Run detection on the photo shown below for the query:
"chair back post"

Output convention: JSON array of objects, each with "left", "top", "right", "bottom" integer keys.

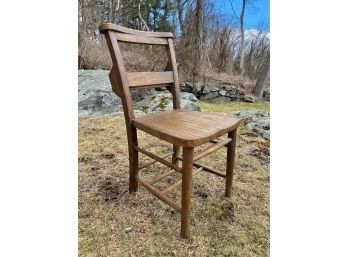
[
  {"left": 166, "top": 38, "right": 181, "bottom": 109},
  {"left": 104, "top": 30, "right": 135, "bottom": 123}
]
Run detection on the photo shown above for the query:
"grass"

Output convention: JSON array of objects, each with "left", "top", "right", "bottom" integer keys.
[
  {"left": 200, "top": 101, "right": 270, "bottom": 114},
  {"left": 79, "top": 103, "right": 269, "bottom": 257}
]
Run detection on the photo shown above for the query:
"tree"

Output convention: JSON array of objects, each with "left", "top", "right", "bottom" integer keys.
[
  {"left": 192, "top": 0, "right": 203, "bottom": 83},
  {"left": 239, "top": 0, "right": 246, "bottom": 76},
  {"left": 253, "top": 53, "right": 270, "bottom": 99}
]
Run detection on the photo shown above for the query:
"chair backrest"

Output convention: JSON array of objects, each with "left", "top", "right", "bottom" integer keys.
[{"left": 99, "top": 23, "right": 181, "bottom": 124}]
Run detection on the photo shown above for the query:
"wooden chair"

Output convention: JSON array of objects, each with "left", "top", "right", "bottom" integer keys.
[{"left": 99, "top": 23, "right": 242, "bottom": 239}]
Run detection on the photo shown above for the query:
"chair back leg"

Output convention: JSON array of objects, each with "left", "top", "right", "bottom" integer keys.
[
  {"left": 127, "top": 125, "right": 139, "bottom": 193},
  {"left": 181, "top": 147, "right": 194, "bottom": 238},
  {"left": 225, "top": 129, "right": 237, "bottom": 198},
  {"left": 172, "top": 145, "right": 180, "bottom": 164}
]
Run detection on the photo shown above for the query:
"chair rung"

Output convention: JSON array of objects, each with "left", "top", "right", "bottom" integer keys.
[
  {"left": 161, "top": 167, "right": 203, "bottom": 194},
  {"left": 138, "top": 178, "right": 181, "bottom": 213},
  {"left": 136, "top": 146, "right": 181, "bottom": 173},
  {"left": 138, "top": 151, "right": 174, "bottom": 170},
  {"left": 193, "top": 138, "right": 232, "bottom": 162},
  {"left": 210, "top": 139, "right": 228, "bottom": 147},
  {"left": 150, "top": 169, "right": 177, "bottom": 185},
  {"left": 192, "top": 162, "right": 226, "bottom": 178},
  {"left": 177, "top": 157, "right": 227, "bottom": 178}
]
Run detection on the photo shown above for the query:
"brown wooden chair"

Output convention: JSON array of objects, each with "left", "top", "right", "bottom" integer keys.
[{"left": 99, "top": 23, "right": 242, "bottom": 239}]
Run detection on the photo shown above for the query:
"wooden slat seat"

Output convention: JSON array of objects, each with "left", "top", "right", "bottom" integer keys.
[{"left": 133, "top": 110, "right": 242, "bottom": 147}]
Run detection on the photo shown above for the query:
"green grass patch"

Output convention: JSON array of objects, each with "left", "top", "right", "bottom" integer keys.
[{"left": 201, "top": 100, "right": 270, "bottom": 114}]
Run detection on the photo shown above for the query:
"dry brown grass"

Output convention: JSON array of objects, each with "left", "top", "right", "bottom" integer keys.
[{"left": 79, "top": 106, "right": 269, "bottom": 256}]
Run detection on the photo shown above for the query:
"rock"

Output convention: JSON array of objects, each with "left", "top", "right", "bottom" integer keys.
[
  {"left": 263, "top": 91, "right": 270, "bottom": 102},
  {"left": 201, "top": 84, "right": 218, "bottom": 94},
  {"left": 229, "top": 110, "right": 270, "bottom": 140},
  {"left": 79, "top": 70, "right": 159, "bottom": 117},
  {"left": 219, "top": 89, "right": 227, "bottom": 96},
  {"left": 180, "top": 82, "right": 193, "bottom": 93},
  {"left": 245, "top": 122, "right": 270, "bottom": 140},
  {"left": 201, "top": 91, "right": 219, "bottom": 100},
  {"left": 243, "top": 95, "right": 258, "bottom": 103},
  {"left": 125, "top": 227, "right": 133, "bottom": 233},
  {"left": 192, "top": 82, "right": 203, "bottom": 96},
  {"left": 78, "top": 70, "right": 123, "bottom": 117},
  {"left": 135, "top": 92, "right": 200, "bottom": 113}
]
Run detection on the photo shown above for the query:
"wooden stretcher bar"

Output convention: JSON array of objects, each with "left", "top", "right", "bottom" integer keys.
[
  {"left": 136, "top": 146, "right": 181, "bottom": 173},
  {"left": 193, "top": 138, "right": 232, "bottom": 162},
  {"left": 138, "top": 151, "right": 174, "bottom": 170},
  {"left": 161, "top": 167, "right": 203, "bottom": 194},
  {"left": 138, "top": 178, "right": 181, "bottom": 213}
]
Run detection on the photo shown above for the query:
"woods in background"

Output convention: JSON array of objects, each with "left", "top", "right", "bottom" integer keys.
[{"left": 78, "top": 0, "right": 270, "bottom": 99}]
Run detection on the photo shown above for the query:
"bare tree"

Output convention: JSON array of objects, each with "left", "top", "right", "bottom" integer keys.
[
  {"left": 239, "top": 0, "right": 246, "bottom": 76},
  {"left": 177, "top": 0, "right": 185, "bottom": 34},
  {"left": 253, "top": 53, "right": 270, "bottom": 99},
  {"left": 192, "top": 0, "right": 203, "bottom": 83}
]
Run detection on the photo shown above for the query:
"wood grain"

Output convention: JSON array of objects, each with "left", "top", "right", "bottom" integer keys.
[
  {"left": 116, "top": 32, "right": 168, "bottom": 45},
  {"left": 133, "top": 110, "right": 242, "bottom": 147},
  {"left": 100, "top": 23, "right": 174, "bottom": 38},
  {"left": 181, "top": 147, "right": 194, "bottom": 239},
  {"left": 138, "top": 151, "right": 174, "bottom": 170},
  {"left": 127, "top": 71, "right": 174, "bottom": 88}
]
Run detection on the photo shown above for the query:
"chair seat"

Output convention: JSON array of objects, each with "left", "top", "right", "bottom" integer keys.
[{"left": 133, "top": 110, "right": 242, "bottom": 147}]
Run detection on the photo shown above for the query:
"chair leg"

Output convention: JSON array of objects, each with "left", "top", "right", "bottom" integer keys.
[
  {"left": 225, "top": 129, "right": 237, "bottom": 198},
  {"left": 181, "top": 147, "right": 194, "bottom": 239},
  {"left": 172, "top": 145, "right": 180, "bottom": 164},
  {"left": 128, "top": 125, "right": 139, "bottom": 193}
]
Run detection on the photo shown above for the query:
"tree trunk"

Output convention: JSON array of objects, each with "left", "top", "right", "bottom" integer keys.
[
  {"left": 239, "top": 0, "right": 246, "bottom": 76},
  {"left": 192, "top": 0, "right": 203, "bottom": 84},
  {"left": 253, "top": 54, "right": 270, "bottom": 99},
  {"left": 177, "top": 0, "right": 184, "bottom": 35}
]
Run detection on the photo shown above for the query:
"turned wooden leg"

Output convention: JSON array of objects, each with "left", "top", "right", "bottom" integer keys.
[
  {"left": 225, "top": 129, "right": 237, "bottom": 198},
  {"left": 128, "top": 125, "right": 138, "bottom": 193},
  {"left": 181, "top": 147, "right": 194, "bottom": 239},
  {"left": 172, "top": 145, "right": 180, "bottom": 164}
]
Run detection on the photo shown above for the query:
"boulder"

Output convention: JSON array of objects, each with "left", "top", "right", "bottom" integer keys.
[
  {"left": 263, "top": 91, "right": 270, "bottom": 102},
  {"left": 202, "top": 85, "right": 219, "bottom": 94},
  {"left": 192, "top": 82, "right": 203, "bottom": 96},
  {"left": 201, "top": 91, "right": 219, "bottom": 100},
  {"left": 243, "top": 95, "right": 259, "bottom": 103},
  {"left": 180, "top": 82, "right": 193, "bottom": 93},
  {"left": 135, "top": 91, "right": 200, "bottom": 113},
  {"left": 229, "top": 110, "right": 270, "bottom": 140},
  {"left": 78, "top": 70, "right": 123, "bottom": 117}
]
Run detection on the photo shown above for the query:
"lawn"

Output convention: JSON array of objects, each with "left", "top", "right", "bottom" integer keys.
[
  {"left": 200, "top": 101, "right": 270, "bottom": 114},
  {"left": 79, "top": 102, "right": 270, "bottom": 257}
]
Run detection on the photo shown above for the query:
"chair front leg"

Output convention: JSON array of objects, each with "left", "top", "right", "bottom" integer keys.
[
  {"left": 181, "top": 147, "right": 194, "bottom": 239},
  {"left": 225, "top": 129, "right": 237, "bottom": 198}
]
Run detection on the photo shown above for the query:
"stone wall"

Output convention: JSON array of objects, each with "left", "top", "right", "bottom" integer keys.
[{"left": 180, "top": 82, "right": 270, "bottom": 103}]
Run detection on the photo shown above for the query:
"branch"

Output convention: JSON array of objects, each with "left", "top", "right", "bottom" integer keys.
[{"left": 138, "top": 3, "right": 149, "bottom": 31}]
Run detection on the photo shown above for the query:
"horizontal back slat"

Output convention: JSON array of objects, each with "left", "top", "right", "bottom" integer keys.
[
  {"left": 116, "top": 33, "right": 168, "bottom": 45},
  {"left": 100, "top": 23, "right": 174, "bottom": 38},
  {"left": 127, "top": 71, "right": 174, "bottom": 89}
]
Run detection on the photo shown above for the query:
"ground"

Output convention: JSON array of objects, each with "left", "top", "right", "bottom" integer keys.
[{"left": 79, "top": 101, "right": 270, "bottom": 257}]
